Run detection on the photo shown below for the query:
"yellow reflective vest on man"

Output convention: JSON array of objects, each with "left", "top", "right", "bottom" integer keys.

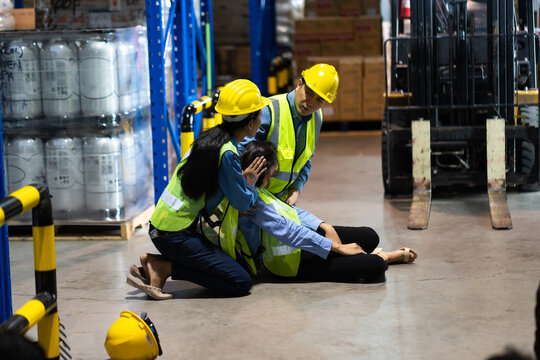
[{"left": 265, "top": 94, "right": 322, "bottom": 199}]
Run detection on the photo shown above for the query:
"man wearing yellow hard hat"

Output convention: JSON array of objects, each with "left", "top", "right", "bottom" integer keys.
[{"left": 239, "top": 63, "right": 339, "bottom": 231}]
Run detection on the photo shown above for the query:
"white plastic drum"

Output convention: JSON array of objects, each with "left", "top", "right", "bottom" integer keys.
[
  {"left": 5, "top": 136, "right": 46, "bottom": 193},
  {"left": 45, "top": 137, "right": 85, "bottom": 211},
  {"left": 79, "top": 38, "right": 118, "bottom": 117},
  {"left": 116, "top": 39, "right": 139, "bottom": 113},
  {"left": 40, "top": 39, "right": 81, "bottom": 118},
  {"left": 119, "top": 131, "right": 136, "bottom": 205},
  {"left": 137, "top": 30, "right": 151, "bottom": 108},
  {"left": 0, "top": 40, "right": 42, "bottom": 119},
  {"left": 83, "top": 136, "right": 124, "bottom": 211}
]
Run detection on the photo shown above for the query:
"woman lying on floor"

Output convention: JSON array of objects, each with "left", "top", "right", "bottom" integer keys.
[
  {"left": 234, "top": 140, "right": 417, "bottom": 283},
  {"left": 129, "top": 140, "right": 417, "bottom": 299}
]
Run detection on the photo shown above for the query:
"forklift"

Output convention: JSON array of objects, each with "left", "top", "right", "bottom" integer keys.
[{"left": 382, "top": 0, "right": 540, "bottom": 229}]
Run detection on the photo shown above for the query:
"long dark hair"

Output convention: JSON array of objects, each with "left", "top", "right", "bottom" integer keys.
[
  {"left": 178, "top": 111, "right": 259, "bottom": 200},
  {"left": 239, "top": 140, "right": 278, "bottom": 188}
]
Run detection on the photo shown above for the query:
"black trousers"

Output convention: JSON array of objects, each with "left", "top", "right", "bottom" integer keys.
[{"left": 295, "top": 226, "right": 388, "bottom": 283}]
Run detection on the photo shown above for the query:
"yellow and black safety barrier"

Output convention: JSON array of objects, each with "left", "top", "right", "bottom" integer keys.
[
  {"left": 268, "top": 52, "right": 293, "bottom": 96},
  {"left": 0, "top": 185, "right": 63, "bottom": 360},
  {"left": 181, "top": 89, "right": 222, "bottom": 157}
]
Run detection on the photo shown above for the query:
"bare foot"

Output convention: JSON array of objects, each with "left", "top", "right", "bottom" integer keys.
[{"left": 140, "top": 253, "right": 172, "bottom": 289}]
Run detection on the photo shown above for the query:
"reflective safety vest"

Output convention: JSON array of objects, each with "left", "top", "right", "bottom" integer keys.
[
  {"left": 257, "top": 188, "right": 301, "bottom": 277},
  {"left": 209, "top": 189, "right": 301, "bottom": 277},
  {"left": 266, "top": 94, "right": 322, "bottom": 199},
  {"left": 150, "top": 141, "right": 239, "bottom": 261}
]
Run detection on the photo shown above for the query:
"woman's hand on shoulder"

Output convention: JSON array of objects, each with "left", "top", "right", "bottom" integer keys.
[{"left": 242, "top": 156, "right": 267, "bottom": 186}]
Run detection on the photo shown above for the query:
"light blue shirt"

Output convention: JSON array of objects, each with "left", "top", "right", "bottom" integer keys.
[
  {"left": 294, "top": 206, "right": 323, "bottom": 231},
  {"left": 205, "top": 138, "right": 257, "bottom": 213},
  {"left": 238, "top": 90, "right": 319, "bottom": 192},
  {"left": 238, "top": 198, "right": 332, "bottom": 259}
]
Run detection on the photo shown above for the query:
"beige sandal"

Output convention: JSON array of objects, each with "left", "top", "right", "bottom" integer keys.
[
  {"left": 126, "top": 277, "right": 174, "bottom": 300},
  {"left": 129, "top": 264, "right": 149, "bottom": 285},
  {"left": 399, "top": 247, "right": 417, "bottom": 263}
]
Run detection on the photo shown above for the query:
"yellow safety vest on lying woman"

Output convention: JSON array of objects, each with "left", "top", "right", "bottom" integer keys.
[{"left": 235, "top": 188, "right": 333, "bottom": 277}]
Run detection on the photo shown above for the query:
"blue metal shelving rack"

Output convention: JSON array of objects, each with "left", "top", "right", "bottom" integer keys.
[
  {"left": 249, "top": 0, "right": 277, "bottom": 96},
  {"left": 145, "top": 0, "right": 215, "bottom": 200}
]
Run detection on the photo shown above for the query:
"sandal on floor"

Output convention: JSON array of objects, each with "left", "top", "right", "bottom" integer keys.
[
  {"left": 129, "top": 264, "right": 149, "bottom": 285},
  {"left": 399, "top": 247, "right": 417, "bottom": 263},
  {"left": 126, "top": 277, "right": 174, "bottom": 300}
]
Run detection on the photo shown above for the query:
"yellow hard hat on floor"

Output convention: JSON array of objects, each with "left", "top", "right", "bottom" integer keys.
[
  {"left": 301, "top": 63, "right": 339, "bottom": 103},
  {"left": 215, "top": 79, "right": 272, "bottom": 115},
  {"left": 104, "top": 311, "right": 162, "bottom": 360}
]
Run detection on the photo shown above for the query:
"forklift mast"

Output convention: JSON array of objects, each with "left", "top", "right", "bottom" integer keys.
[{"left": 383, "top": 0, "right": 540, "bottom": 196}]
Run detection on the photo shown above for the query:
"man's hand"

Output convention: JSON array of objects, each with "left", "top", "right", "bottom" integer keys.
[
  {"left": 331, "top": 243, "right": 366, "bottom": 256},
  {"left": 242, "top": 156, "right": 266, "bottom": 186},
  {"left": 285, "top": 188, "right": 300, "bottom": 206}
]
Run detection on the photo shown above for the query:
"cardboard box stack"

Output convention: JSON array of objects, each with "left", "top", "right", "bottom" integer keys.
[
  {"left": 297, "top": 0, "right": 384, "bottom": 122},
  {"left": 213, "top": 0, "right": 251, "bottom": 79},
  {"left": 362, "top": 56, "right": 386, "bottom": 120},
  {"left": 295, "top": 16, "right": 382, "bottom": 72},
  {"left": 33, "top": 0, "right": 146, "bottom": 29},
  {"left": 304, "top": 0, "right": 380, "bottom": 17}
]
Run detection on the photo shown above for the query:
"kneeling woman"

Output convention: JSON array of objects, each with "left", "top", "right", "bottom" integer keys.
[
  {"left": 127, "top": 79, "right": 271, "bottom": 299},
  {"left": 237, "top": 141, "right": 418, "bottom": 283}
]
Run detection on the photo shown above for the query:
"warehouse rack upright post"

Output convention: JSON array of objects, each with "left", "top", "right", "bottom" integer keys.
[
  {"left": 145, "top": 0, "right": 215, "bottom": 199},
  {"left": 249, "top": 0, "right": 277, "bottom": 95}
]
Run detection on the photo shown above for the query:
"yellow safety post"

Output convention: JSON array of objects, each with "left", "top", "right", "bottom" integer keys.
[
  {"left": 181, "top": 104, "right": 195, "bottom": 158},
  {"left": 268, "top": 59, "right": 278, "bottom": 96},
  {"left": 0, "top": 186, "right": 61, "bottom": 360}
]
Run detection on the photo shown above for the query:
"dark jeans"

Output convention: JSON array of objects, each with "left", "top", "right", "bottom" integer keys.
[
  {"left": 149, "top": 223, "right": 251, "bottom": 296},
  {"left": 296, "top": 226, "right": 387, "bottom": 282}
]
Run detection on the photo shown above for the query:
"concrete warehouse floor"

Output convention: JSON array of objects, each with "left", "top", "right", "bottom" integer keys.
[{"left": 8, "top": 131, "right": 540, "bottom": 360}]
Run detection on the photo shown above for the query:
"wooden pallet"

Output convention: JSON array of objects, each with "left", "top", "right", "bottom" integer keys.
[{"left": 8, "top": 206, "right": 155, "bottom": 241}]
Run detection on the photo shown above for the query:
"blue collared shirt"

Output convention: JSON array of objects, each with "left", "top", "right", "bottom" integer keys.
[
  {"left": 238, "top": 198, "right": 332, "bottom": 259},
  {"left": 205, "top": 138, "right": 258, "bottom": 213},
  {"left": 238, "top": 90, "right": 319, "bottom": 192}
]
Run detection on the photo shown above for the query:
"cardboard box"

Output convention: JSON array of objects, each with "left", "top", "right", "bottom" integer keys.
[
  {"left": 304, "top": 0, "right": 380, "bottom": 17},
  {"left": 321, "top": 38, "right": 381, "bottom": 57},
  {"left": 339, "top": 0, "right": 362, "bottom": 17},
  {"left": 363, "top": 56, "right": 386, "bottom": 81},
  {"left": 354, "top": 16, "right": 382, "bottom": 39},
  {"left": 34, "top": 0, "right": 145, "bottom": 29},
  {"left": 12, "top": 8, "right": 35, "bottom": 29},
  {"left": 339, "top": 56, "right": 363, "bottom": 120},
  {"left": 363, "top": 77, "right": 385, "bottom": 120}
]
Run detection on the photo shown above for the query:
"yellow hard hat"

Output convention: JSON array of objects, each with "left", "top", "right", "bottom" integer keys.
[
  {"left": 104, "top": 311, "right": 162, "bottom": 360},
  {"left": 215, "top": 79, "right": 272, "bottom": 115},
  {"left": 301, "top": 63, "right": 339, "bottom": 103}
]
